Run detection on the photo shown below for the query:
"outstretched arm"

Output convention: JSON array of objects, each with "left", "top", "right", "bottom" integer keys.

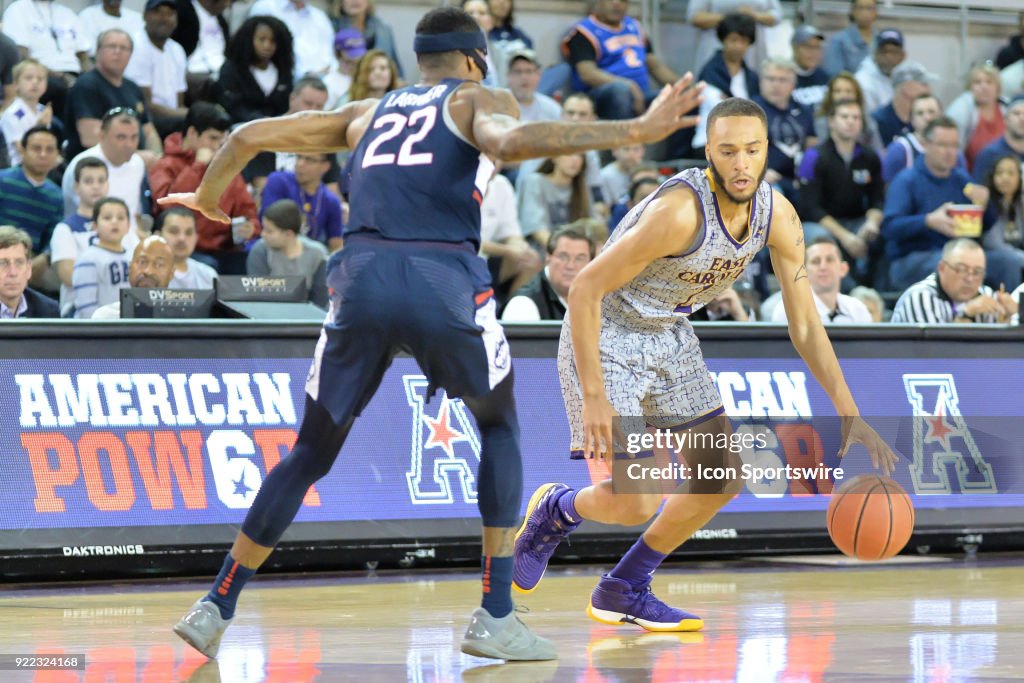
[
  {"left": 769, "top": 193, "right": 897, "bottom": 473},
  {"left": 158, "top": 101, "right": 377, "bottom": 222},
  {"left": 568, "top": 186, "right": 701, "bottom": 458},
  {"left": 471, "top": 74, "right": 704, "bottom": 163}
]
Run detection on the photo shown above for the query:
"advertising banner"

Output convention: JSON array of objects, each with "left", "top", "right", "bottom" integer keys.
[{"left": 4, "top": 356, "right": 1022, "bottom": 535}]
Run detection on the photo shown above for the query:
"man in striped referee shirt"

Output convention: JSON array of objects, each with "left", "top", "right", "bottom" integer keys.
[{"left": 891, "top": 238, "right": 1018, "bottom": 323}]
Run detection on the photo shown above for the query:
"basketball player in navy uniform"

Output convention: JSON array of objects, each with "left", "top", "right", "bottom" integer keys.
[
  {"left": 513, "top": 98, "right": 898, "bottom": 631},
  {"left": 161, "top": 6, "right": 704, "bottom": 662}
]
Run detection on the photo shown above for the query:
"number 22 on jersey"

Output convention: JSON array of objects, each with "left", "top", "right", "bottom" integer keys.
[{"left": 361, "top": 106, "right": 438, "bottom": 168}]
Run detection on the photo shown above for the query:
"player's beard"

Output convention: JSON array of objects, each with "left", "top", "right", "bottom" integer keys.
[{"left": 707, "top": 157, "right": 767, "bottom": 204}]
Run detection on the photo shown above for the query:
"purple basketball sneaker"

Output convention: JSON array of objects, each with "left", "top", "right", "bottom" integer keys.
[
  {"left": 587, "top": 574, "right": 704, "bottom": 632},
  {"left": 513, "top": 483, "right": 580, "bottom": 594}
]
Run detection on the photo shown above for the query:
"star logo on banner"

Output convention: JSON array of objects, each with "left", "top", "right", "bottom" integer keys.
[
  {"left": 924, "top": 404, "right": 955, "bottom": 450},
  {"left": 423, "top": 398, "right": 467, "bottom": 458},
  {"left": 233, "top": 472, "right": 253, "bottom": 497}
]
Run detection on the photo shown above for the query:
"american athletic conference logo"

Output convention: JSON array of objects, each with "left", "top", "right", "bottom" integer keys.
[
  {"left": 902, "top": 374, "right": 996, "bottom": 493},
  {"left": 403, "top": 375, "right": 480, "bottom": 504}
]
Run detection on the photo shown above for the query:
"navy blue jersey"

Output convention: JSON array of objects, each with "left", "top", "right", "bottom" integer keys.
[{"left": 346, "top": 79, "right": 494, "bottom": 248}]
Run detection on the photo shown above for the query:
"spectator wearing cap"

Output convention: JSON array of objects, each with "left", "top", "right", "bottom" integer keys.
[
  {"left": 946, "top": 62, "right": 1007, "bottom": 172},
  {"left": 798, "top": 99, "right": 883, "bottom": 284},
  {"left": 324, "top": 29, "right": 366, "bottom": 109},
  {"left": 64, "top": 29, "right": 163, "bottom": 161},
  {"left": 248, "top": 0, "right": 336, "bottom": 78},
  {"left": 882, "top": 116, "right": 1021, "bottom": 291},
  {"left": 792, "top": 25, "right": 830, "bottom": 111},
  {"left": 1, "top": 0, "right": 90, "bottom": 121},
  {"left": 126, "top": 0, "right": 189, "bottom": 139},
  {"left": 216, "top": 16, "right": 294, "bottom": 126},
  {"left": 170, "top": 0, "right": 230, "bottom": 98},
  {"left": 995, "top": 12, "right": 1024, "bottom": 70},
  {"left": 822, "top": 0, "right": 878, "bottom": 78},
  {"left": 855, "top": 28, "right": 906, "bottom": 117},
  {"left": 0, "top": 225, "right": 59, "bottom": 318},
  {"left": 973, "top": 95, "right": 1024, "bottom": 183},
  {"left": 752, "top": 58, "right": 817, "bottom": 202},
  {"left": 506, "top": 49, "right": 561, "bottom": 123},
  {"left": 330, "top": 0, "right": 402, "bottom": 78},
  {"left": 561, "top": 0, "right": 679, "bottom": 120},
  {"left": 872, "top": 61, "right": 933, "bottom": 147},
  {"left": 883, "top": 93, "right": 968, "bottom": 184},
  {"left": 688, "top": 0, "right": 782, "bottom": 78},
  {"left": 79, "top": 0, "right": 144, "bottom": 59}
]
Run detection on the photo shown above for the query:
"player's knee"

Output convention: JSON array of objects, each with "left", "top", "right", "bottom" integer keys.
[{"left": 615, "top": 493, "right": 662, "bottom": 526}]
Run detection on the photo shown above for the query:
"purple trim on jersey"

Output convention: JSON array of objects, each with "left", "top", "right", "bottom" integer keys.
[
  {"left": 667, "top": 177, "right": 707, "bottom": 259},
  {"left": 663, "top": 405, "right": 725, "bottom": 432},
  {"left": 763, "top": 185, "right": 775, "bottom": 246},
  {"left": 709, "top": 187, "right": 756, "bottom": 249}
]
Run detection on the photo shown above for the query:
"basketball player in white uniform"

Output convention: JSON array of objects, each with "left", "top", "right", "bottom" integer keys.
[{"left": 513, "top": 98, "right": 898, "bottom": 632}]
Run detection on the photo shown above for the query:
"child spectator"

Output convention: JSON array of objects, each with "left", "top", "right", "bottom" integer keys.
[
  {"left": 247, "top": 199, "right": 328, "bottom": 308},
  {"left": 598, "top": 143, "right": 645, "bottom": 211},
  {"left": 0, "top": 59, "right": 51, "bottom": 166},
  {"left": 71, "top": 197, "right": 132, "bottom": 318},
  {"left": 982, "top": 154, "right": 1024, "bottom": 279},
  {"left": 260, "top": 153, "right": 343, "bottom": 252},
  {"left": 153, "top": 206, "right": 218, "bottom": 290},
  {"left": 49, "top": 157, "right": 112, "bottom": 314}
]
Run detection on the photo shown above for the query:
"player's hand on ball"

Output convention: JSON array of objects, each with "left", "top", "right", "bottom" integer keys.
[
  {"left": 839, "top": 416, "right": 898, "bottom": 476},
  {"left": 582, "top": 395, "right": 622, "bottom": 461},
  {"left": 158, "top": 193, "right": 230, "bottom": 224}
]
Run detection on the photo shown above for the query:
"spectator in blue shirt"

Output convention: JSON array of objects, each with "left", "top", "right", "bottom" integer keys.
[
  {"left": 260, "top": 152, "right": 344, "bottom": 252},
  {"left": 882, "top": 116, "right": 1020, "bottom": 290},
  {"left": 792, "top": 25, "right": 830, "bottom": 111},
  {"left": 822, "top": 0, "right": 878, "bottom": 77},
  {"left": 872, "top": 61, "right": 933, "bottom": 148},
  {"left": 753, "top": 58, "right": 816, "bottom": 202},
  {"left": 882, "top": 94, "right": 969, "bottom": 185},
  {"left": 0, "top": 126, "right": 63, "bottom": 272}
]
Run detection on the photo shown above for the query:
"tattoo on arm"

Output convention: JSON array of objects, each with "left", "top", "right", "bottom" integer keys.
[
  {"left": 794, "top": 262, "right": 807, "bottom": 283},
  {"left": 792, "top": 212, "right": 804, "bottom": 247},
  {"left": 511, "top": 121, "right": 636, "bottom": 159}
]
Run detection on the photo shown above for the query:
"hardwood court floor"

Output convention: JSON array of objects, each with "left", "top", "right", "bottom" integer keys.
[{"left": 1, "top": 557, "right": 1023, "bottom": 682}]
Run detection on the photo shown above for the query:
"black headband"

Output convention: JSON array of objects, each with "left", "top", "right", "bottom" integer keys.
[{"left": 414, "top": 31, "right": 487, "bottom": 54}]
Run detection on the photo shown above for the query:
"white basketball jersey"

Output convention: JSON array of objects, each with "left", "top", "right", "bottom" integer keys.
[{"left": 602, "top": 166, "right": 773, "bottom": 328}]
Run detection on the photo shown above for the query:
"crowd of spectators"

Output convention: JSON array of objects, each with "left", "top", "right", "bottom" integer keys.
[{"left": 0, "top": 0, "right": 1021, "bottom": 326}]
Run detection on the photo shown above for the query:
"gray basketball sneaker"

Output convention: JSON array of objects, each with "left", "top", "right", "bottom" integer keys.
[
  {"left": 173, "top": 599, "right": 232, "bottom": 658},
  {"left": 460, "top": 607, "right": 558, "bottom": 661}
]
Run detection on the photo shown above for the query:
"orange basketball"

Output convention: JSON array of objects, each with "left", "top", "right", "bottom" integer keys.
[{"left": 826, "top": 474, "right": 915, "bottom": 561}]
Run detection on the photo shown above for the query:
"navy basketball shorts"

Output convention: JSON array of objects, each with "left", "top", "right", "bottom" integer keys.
[{"left": 305, "top": 234, "right": 511, "bottom": 425}]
